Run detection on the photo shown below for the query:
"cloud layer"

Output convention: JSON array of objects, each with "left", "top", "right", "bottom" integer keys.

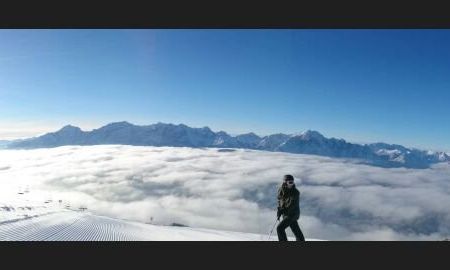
[{"left": 1, "top": 145, "right": 449, "bottom": 240}]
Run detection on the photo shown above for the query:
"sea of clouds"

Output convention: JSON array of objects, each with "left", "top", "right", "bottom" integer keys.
[{"left": 1, "top": 145, "right": 449, "bottom": 240}]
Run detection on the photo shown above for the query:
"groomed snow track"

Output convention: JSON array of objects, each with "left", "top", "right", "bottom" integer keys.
[
  {"left": 0, "top": 211, "right": 313, "bottom": 241},
  {"left": 0, "top": 211, "right": 136, "bottom": 241}
]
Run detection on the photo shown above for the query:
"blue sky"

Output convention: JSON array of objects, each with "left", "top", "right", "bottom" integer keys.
[{"left": 0, "top": 29, "right": 449, "bottom": 151}]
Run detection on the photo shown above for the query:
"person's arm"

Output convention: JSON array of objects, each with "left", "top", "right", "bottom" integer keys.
[
  {"left": 276, "top": 187, "right": 281, "bottom": 219},
  {"left": 292, "top": 191, "right": 299, "bottom": 210},
  {"left": 276, "top": 186, "right": 285, "bottom": 219}
]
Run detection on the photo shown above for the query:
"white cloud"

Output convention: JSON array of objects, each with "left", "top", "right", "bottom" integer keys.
[{"left": 1, "top": 145, "right": 450, "bottom": 240}]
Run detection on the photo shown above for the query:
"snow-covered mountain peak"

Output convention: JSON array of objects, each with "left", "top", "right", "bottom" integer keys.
[
  {"left": 200, "top": 126, "right": 213, "bottom": 133},
  {"left": 58, "top": 125, "right": 82, "bottom": 133},
  {"left": 298, "top": 130, "right": 325, "bottom": 140},
  {"left": 236, "top": 132, "right": 261, "bottom": 140},
  {"left": 104, "top": 121, "right": 134, "bottom": 128},
  {"left": 438, "top": 152, "right": 450, "bottom": 162}
]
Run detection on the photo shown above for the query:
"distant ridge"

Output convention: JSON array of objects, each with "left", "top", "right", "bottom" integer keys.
[{"left": 5, "top": 121, "right": 450, "bottom": 169}]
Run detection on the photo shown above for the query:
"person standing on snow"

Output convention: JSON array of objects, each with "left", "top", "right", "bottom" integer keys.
[{"left": 276, "top": 174, "right": 305, "bottom": 241}]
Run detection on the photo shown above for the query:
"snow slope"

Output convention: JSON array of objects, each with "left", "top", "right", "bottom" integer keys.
[{"left": 0, "top": 211, "right": 319, "bottom": 241}]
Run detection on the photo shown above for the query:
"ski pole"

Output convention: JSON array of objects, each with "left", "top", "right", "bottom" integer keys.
[{"left": 267, "top": 218, "right": 279, "bottom": 241}]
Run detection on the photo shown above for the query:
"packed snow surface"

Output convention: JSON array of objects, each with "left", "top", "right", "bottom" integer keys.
[{"left": 0, "top": 210, "right": 319, "bottom": 241}]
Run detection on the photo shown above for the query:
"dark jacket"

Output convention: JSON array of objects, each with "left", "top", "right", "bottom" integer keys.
[{"left": 277, "top": 183, "right": 300, "bottom": 220}]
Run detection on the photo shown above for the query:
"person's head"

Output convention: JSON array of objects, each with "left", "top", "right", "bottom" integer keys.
[{"left": 283, "top": 174, "right": 295, "bottom": 188}]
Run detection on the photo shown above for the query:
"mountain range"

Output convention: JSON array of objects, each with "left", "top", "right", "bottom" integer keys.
[{"left": 3, "top": 121, "right": 450, "bottom": 169}]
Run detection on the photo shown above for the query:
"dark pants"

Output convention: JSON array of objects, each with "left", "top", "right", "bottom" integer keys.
[{"left": 277, "top": 216, "right": 305, "bottom": 241}]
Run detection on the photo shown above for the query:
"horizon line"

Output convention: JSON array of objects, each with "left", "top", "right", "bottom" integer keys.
[{"left": 1, "top": 120, "right": 449, "bottom": 153}]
